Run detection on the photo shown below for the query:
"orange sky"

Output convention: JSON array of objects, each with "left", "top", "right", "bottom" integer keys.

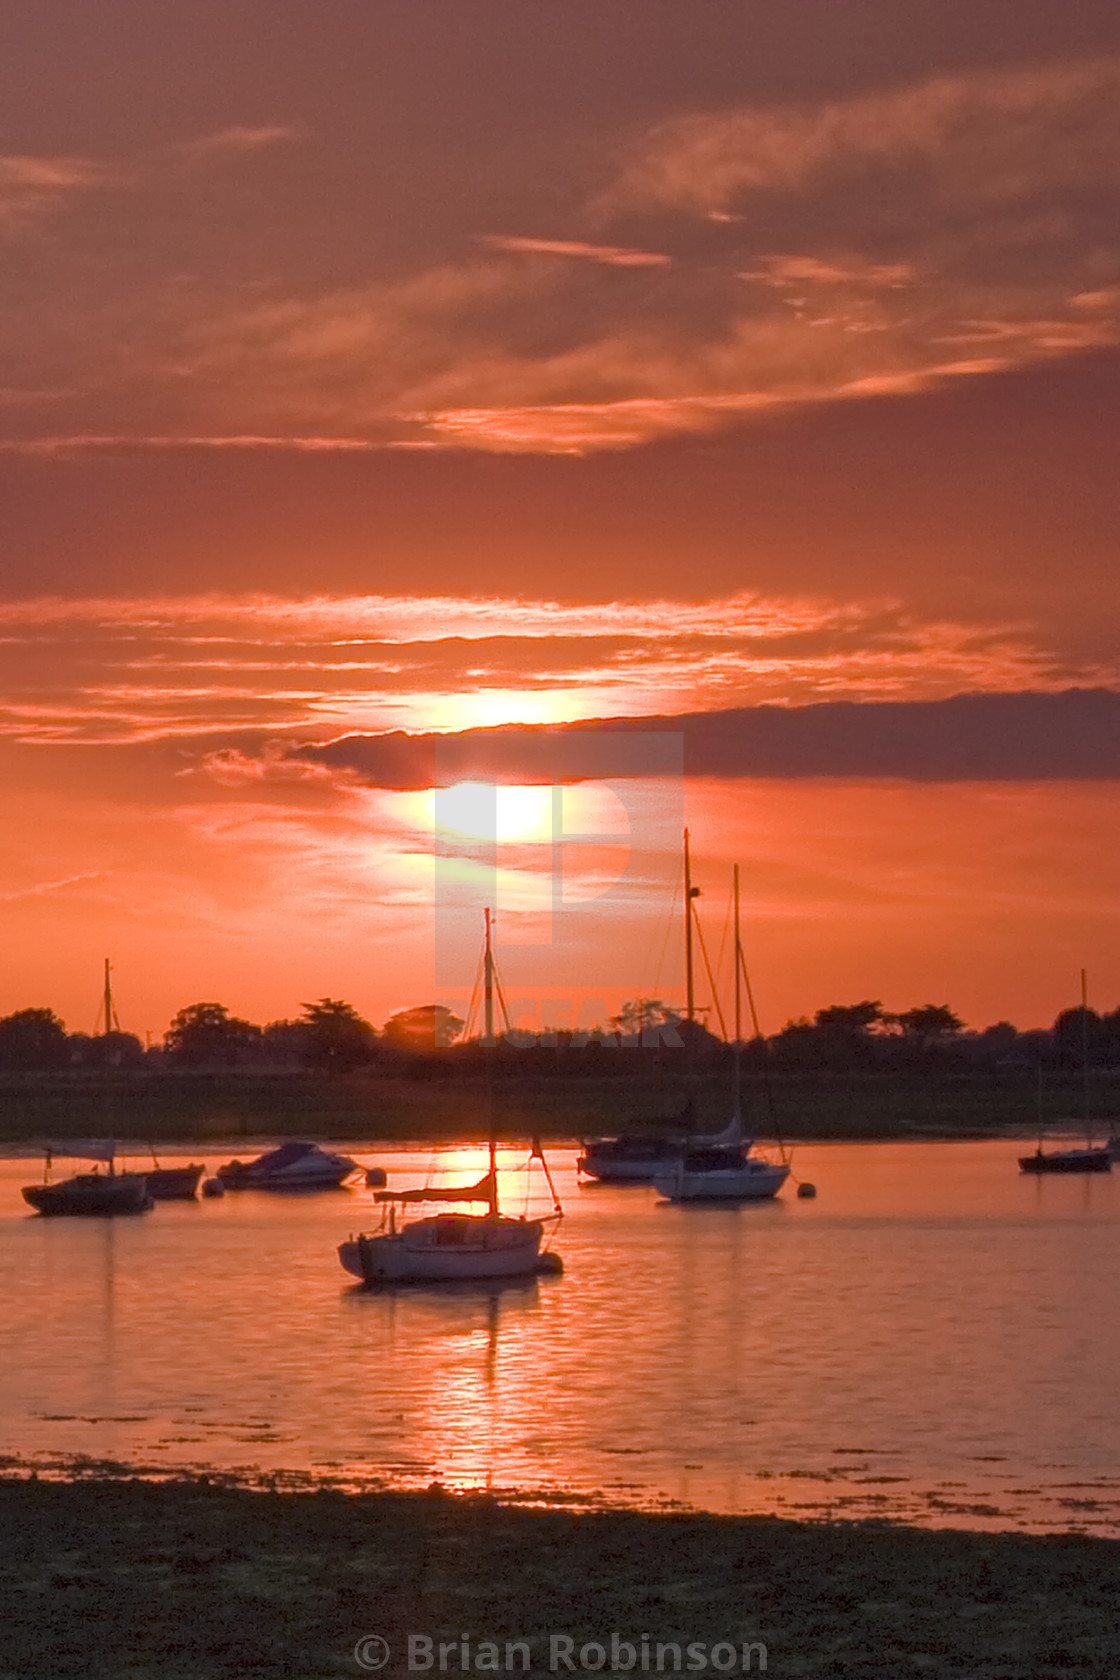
[{"left": 1, "top": 3, "right": 1119, "bottom": 1038}]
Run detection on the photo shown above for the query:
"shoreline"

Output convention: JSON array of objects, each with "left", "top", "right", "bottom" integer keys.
[
  {"left": 1, "top": 1064, "right": 1116, "bottom": 1147},
  {"left": 0, "top": 1125, "right": 1101, "bottom": 1156},
  {"left": 4, "top": 1473, "right": 1120, "bottom": 1677}
]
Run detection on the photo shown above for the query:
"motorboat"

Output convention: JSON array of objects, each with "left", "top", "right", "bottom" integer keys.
[
  {"left": 339, "top": 910, "right": 563, "bottom": 1285},
  {"left": 22, "top": 1140, "right": 154, "bottom": 1216},
  {"left": 217, "top": 1141, "right": 359, "bottom": 1189}
]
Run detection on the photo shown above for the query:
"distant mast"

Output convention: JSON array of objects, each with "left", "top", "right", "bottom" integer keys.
[
  {"left": 1081, "top": 967, "right": 1092, "bottom": 1147},
  {"left": 483, "top": 907, "right": 499, "bottom": 1216},
  {"left": 100, "top": 959, "right": 119, "bottom": 1036},
  {"left": 684, "top": 828, "right": 695, "bottom": 1022},
  {"left": 733, "top": 864, "right": 742, "bottom": 1123}
]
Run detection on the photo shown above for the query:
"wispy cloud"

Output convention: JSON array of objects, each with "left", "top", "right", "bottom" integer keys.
[
  {"left": 3, "top": 58, "right": 1119, "bottom": 453},
  {"left": 0, "top": 434, "right": 386, "bottom": 458},
  {"left": 0, "top": 870, "right": 108, "bottom": 902},
  {"left": 738, "top": 255, "right": 915, "bottom": 289},
  {"left": 174, "top": 124, "right": 303, "bottom": 164},
  {"left": 0, "top": 589, "right": 1110, "bottom": 747},
  {"left": 0, "top": 153, "right": 112, "bottom": 232},
  {"left": 477, "top": 235, "right": 671, "bottom": 268},
  {"left": 604, "top": 56, "right": 1120, "bottom": 217}
]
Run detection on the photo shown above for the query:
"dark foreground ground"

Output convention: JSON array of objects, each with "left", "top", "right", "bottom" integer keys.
[{"left": 3, "top": 1478, "right": 1120, "bottom": 1679}]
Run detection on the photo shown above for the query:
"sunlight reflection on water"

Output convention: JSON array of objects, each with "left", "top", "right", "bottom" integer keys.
[{"left": 3, "top": 1139, "right": 1120, "bottom": 1533}]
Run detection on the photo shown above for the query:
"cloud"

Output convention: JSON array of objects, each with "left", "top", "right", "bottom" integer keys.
[
  {"left": 738, "top": 255, "right": 915, "bottom": 289},
  {"left": 0, "top": 588, "right": 1112, "bottom": 747},
  {"left": 605, "top": 57, "right": 1120, "bottom": 217},
  {"left": 175, "top": 125, "right": 303, "bottom": 164},
  {"left": 3, "top": 57, "right": 1120, "bottom": 454},
  {"left": 0, "top": 434, "right": 386, "bottom": 458},
  {"left": 0, "top": 870, "right": 108, "bottom": 903},
  {"left": 0, "top": 154, "right": 111, "bottom": 233},
  {"left": 292, "top": 691, "right": 1120, "bottom": 789},
  {"left": 477, "top": 235, "right": 671, "bottom": 268}
]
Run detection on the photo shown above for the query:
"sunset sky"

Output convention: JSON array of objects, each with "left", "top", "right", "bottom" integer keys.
[{"left": 3, "top": 2, "right": 1120, "bottom": 1040}]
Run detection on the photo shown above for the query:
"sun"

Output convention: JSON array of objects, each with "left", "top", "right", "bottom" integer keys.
[{"left": 435, "top": 782, "right": 556, "bottom": 844}]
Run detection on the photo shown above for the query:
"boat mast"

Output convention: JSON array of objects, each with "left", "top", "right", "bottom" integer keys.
[
  {"left": 101, "top": 958, "right": 118, "bottom": 1036},
  {"left": 1081, "top": 967, "right": 1091, "bottom": 1149},
  {"left": 484, "top": 907, "right": 499, "bottom": 1215},
  {"left": 733, "top": 864, "right": 742, "bottom": 1121},
  {"left": 484, "top": 907, "right": 495, "bottom": 1044},
  {"left": 684, "top": 828, "right": 695, "bottom": 1022}
]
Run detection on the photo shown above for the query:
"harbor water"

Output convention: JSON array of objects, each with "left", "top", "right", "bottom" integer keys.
[{"left": 2, "top": 1139, "right": 1119, "bottom": 1533}]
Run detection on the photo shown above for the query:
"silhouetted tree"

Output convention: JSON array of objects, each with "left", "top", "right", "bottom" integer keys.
[
  {"left": 1053, "top": 1005, "right": 1108, "bottom": 1068},
  {"left": 165, "top": 1002, "right": 262, "bottom": 1066},
  {"left": 0, "top": 1007, "right": 69, "bottom": 1070},
  {"left": 67, "top": 1029, "right": 145, "bottom": 1070},
  {"left": 893, "top": 1004, "right": 964, "bottom": 1045},
  {"left": 382, "top": 1004, "right": 464, "bottom": 1052},
  {"left": 609, "top": 999, "right": 684, "bottom": 1044},
  {"left": 815, "top": 1001, "right": 887, "bottom": 1036},
  {"left": 296, "top": 998, "right": 377, "bottom": 1069}
]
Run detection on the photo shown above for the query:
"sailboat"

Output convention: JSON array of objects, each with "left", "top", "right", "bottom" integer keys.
[
  {"left": 653, "top": 864, "right": 790, "bottom": 1203},
  {"left": 1020, "top": 971, "right": 1112, "bottom": 1174},
  {"left": 579, "top": 828, "right": 710, "bottom": 1182},
  {"left": 22, "top": 1141, "right": 154, "bottom": 1216},
  {"left": 338, "top": 910, "right": 563, "bottom": 1285}
]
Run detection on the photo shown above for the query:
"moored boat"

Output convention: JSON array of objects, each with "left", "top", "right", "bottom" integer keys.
[
  {"left": 145, "top": 1162, "right": 206, "bottom": 1199},
  {"left": 22, "top": 1141, "right": 154, "bottom": 1216},
  {"left": 1019, "top": 1146, "right": 1111, "bottom": 1175},
  {"left": 1019, "top": 976, "right": 1113, "bottom": 1176},
  {"left": 340, "top": 1202, "right": 551, "bottom": 1285},
  {"left": 578, "top": 830, "right": 712, "bottom": 1184},
  {"left": 218, "top": 1141, "right": 359, "bottom": 1189},
  {"left": 652, "top": 1118, "right": 791, "bottom": 1202},
  {"left": 654, "top": 862, "right": 791, "bottom": 1205},
  {"left": 577, "top": 1124, "right": 691, "bottom": 1183},
  {"left": 339, "top": 910, "right": 562, "bottom": 1286}
]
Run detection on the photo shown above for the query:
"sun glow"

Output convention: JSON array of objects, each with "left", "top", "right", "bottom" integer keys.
[{"left": 436, "top": 782, "right": 556, "bottom": 844}]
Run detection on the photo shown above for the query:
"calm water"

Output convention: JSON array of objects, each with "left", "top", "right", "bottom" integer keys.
[{"left": 2, "top": 1139, "right": 1119, "bottom": 1533}]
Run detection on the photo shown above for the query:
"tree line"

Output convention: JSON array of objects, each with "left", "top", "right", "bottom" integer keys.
[{"left": 0, "top": 993, "right": 1118, "bottom": 1075}]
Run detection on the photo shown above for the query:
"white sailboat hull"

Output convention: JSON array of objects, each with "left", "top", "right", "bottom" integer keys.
[
  {"left": 654, "top": 1159, "right": 790, "bottom": 1202},
  {"left": 339, "top": 1213, "right": 545, "bottom": 1283}
]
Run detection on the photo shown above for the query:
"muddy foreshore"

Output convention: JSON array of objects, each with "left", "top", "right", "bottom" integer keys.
[{"left": 3, "top": 1475, "right": 1120, "bottom": 1678}]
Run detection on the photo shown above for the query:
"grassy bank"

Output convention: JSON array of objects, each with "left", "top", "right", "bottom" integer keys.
[
  {"left": 2, "top": 1475, "right": 1119, "bottom": 1677},
  {"left": 0, "top": 1066, "right": 1117, "bottom": 1146}
]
